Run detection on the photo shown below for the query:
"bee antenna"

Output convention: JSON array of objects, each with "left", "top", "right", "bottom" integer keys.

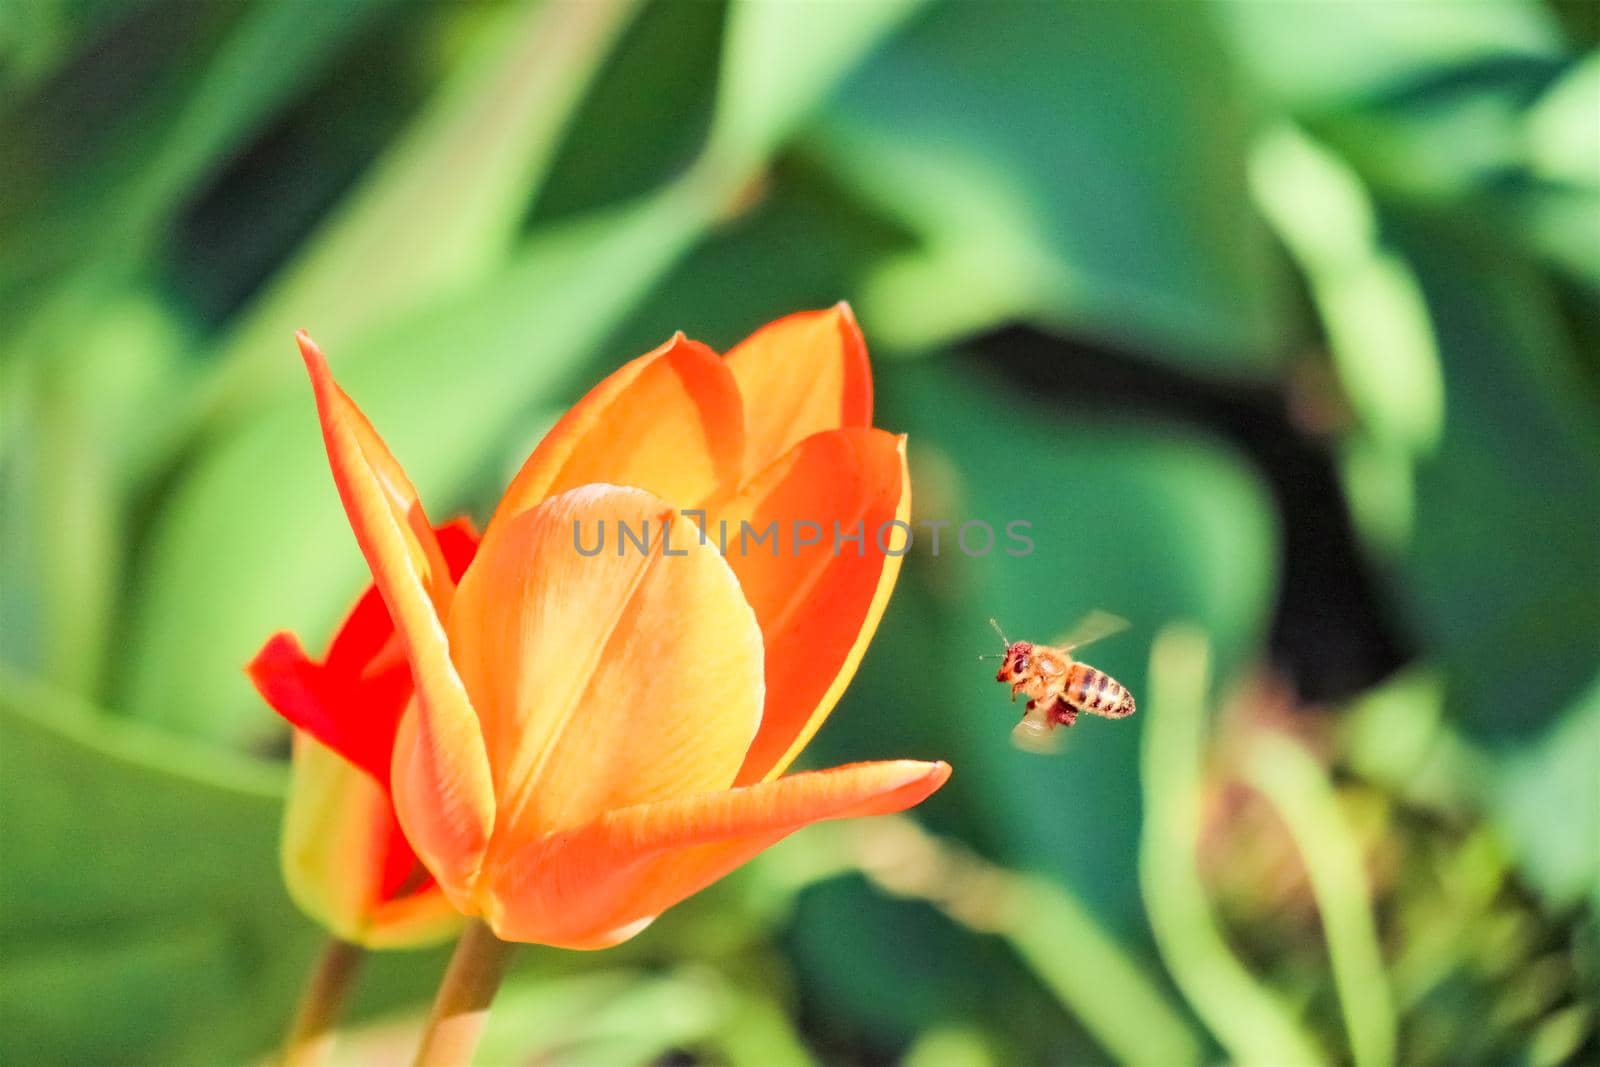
[{"left": 988, "top": 617, "right": 1010, "bottom": 647}]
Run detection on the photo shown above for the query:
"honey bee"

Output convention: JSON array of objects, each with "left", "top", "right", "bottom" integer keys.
[{"left": 984, "top": 611, "right": 1136, "bottom": 752}]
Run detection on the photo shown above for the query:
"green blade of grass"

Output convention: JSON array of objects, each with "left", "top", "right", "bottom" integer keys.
[
  {"left": 1140, "top": 625, "right": 1326, "bottom": 1066},
  {"left": 848, "top": 817, "right": 1205, "bottom": 1066},
  {"left": 193, "top": 0, "right": 643, "bottom": 431},
  {"left": 1244, "top": 732, "right": 1398, "bottom": 1067},
  {"left": 2, "top": 0, "right": 393, "bottom": 306},
  {"left": 118, "top": 0, "right": 398, "bottom": 257}
]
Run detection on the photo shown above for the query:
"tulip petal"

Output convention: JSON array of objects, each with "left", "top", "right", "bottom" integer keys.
[
  {"left": 484, "top": 334, "right": 744, "bottom": 544},
  {"left": 447, "top": 485, "right": 764, "bottom": 884},
  {"left": 363, "top": 884, "right": 466, "bottom": 950},
  {"left": 248, "top": 631, "right": 409, "bottom": 784},
  {"left": 483, "top": 759, "right": 950, "bottom": 947},
  {"left": 725, "top": 304, "right": 873, "bottom": 475},
  {"left": 280, "top": 734, "right": 460, "bottom": 949},
  {"left": 711, "top": 428, "right": 910, "bottom": 783},
  {"left": 248, "top": 519, "right": 479, "bottom": 786},
  {"left": 299, "top": 332, "right": 495, "bottom": 898},
  {"left": 324, "top": 517, "right": 480, "bottom": 673}
]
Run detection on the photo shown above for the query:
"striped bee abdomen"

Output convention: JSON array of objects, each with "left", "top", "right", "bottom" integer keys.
[{"left": 1065, "top": 664, "right": 1137, "bottom": 719}]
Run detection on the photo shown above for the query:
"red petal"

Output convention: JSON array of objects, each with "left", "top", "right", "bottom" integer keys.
[{"left": 248, "top": 519, "right": 481, "bottom": 787}]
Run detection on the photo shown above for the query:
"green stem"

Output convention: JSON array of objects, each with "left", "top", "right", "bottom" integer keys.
[
  {"left": 1245, "top": 734, "right": 1397, "bottom": 1067},
  {"left": 1139, "top": 625, "right": 1325, "bottom": 1065},
  {"left": 411, "top": 919, "right": 518, "bottom": 1067},
  {"left": 281, "top": 937, "right": 364, "bottom": 1067}
]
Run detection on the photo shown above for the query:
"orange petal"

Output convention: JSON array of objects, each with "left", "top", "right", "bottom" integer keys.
[
  {"left": 482, "top": 760, "right": 950, "bottom": 947},
  {"left": 447, "top": 485, "right": 765, "bottom": 894},
  {"left": 298, "top": 332, "right": 495, "bottom": 900},
  {"left": 483, "top": 334, "right": 744, "bottom": 546},
  {"left": 725, "top": 304, "right": 873, "bottom": 476},
  {"left": 281, "top": 734, "right": 461, "bottom": 948},
  {"left": 711, "top": 428, "right": 910, "bottom": 783},
  {"left": 247, "top": 518, "right": 478, "bottom": 786}
]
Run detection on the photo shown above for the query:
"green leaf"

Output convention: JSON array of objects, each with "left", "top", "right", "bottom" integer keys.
[
  {"left": 709, "top": 0, "right": 928, "bottom": 170},
  {"left": 0, "top": 668, "right": 309, "bottom": 1066},
  {"left": 1523, "top": 55, "right": 1600, "bottom": 288},
  {"left": 0, "top": 292, "right": 189, "bottom": 694},
  {"left": 529, "top": 0, "right": 727, "bottom": 223},
  {"left": 789, "top": 877, "right": 1009, "bottom": 1051},
  {"left": 0, "top": 0, "right": 139, "bottom": 98},
  {"left": 1251, "top": 126, "right": 1444, "bottom": 458},
  {"left": 1220, "top": 0, "right": 1563, "bottom": 112},
  {"left": 809, "top": 1, "right": 1287, "bottom": 370},
  {"left": 1, "top": 0, "right": 393, "bottom": 305},
  {"left": 0, "top": 668, "right": 479, "bottom": 1064},
  {"left": 116, "top": 0, "right": 398, "bottom": 263},
  {"left": 1250, "top": 118, "right": 1600, "bottom": 739},
  {"left": 1489, "top": 683, "right": 1600, "bottom": 914},
  {"left": 1225, "top": 2, "right": 1597, "bottom": 292},
  {"left": 194, "top": 0, "right": 643, "bottom": 429},
  {"left": 1392, "top": 218, "right": 1600, "bottom": 738}
]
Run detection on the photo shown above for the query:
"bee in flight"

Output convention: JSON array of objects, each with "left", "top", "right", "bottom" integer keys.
[{"left": 983, "top": 611, "right": 1136, "bottom": 753}]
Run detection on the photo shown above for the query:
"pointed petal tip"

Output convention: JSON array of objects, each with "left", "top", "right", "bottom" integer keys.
[
  {"left": 435, "top": 514, "right": 481, "bottom": 545},
  {"left": 725, "top": 306, "right": 874, "bottom": 478},
  {"left": 296, "top": 332, "right": 332, "bottom": 386},
  {"left": 893, "top": 758, "right": 952, "bottom": 792},
  {"left": 482, "top": 332, "right": 743, "bottom": 537},
  {"left": 662, "top": 329, "right": 719, "bottom": 362},
  {"left": 856, "top": 758, "right": 952, "bottom": 814},
  {"left": 244, "top": 630, "right": 309, "bottom": 686}
]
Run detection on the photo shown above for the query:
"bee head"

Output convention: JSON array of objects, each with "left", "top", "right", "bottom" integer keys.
[{"left": 996, "top": 641, "right": 1034, "bottom": 683}]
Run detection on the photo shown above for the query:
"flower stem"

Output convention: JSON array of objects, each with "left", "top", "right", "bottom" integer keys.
[
  {"left": 411, "top": 919, "right": 518, "bottom": 1067},
  {"left": 281, "top": 937, "right": 364, "bottom": 1067}
]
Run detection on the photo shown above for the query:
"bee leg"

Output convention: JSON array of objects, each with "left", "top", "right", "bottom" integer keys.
[
  {"left": 1017, "top": 699, "right": 1054, "bottom": 737},
  {"left": 1010, "top": 681, "right": 1027, "bottom": 702},
  {"left": 1050, "top": 699, "right": 1079, "bottom": 728}
]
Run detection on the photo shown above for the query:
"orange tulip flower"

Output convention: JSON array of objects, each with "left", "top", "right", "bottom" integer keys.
[
  {"left": 248, "top": 520, "right": 477, "bottom": 948},
  {"left": 296, "top": 305, "right": 950, "bottom": 949}
]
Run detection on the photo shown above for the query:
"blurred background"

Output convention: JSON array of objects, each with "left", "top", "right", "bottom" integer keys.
[{"left": 3, "top": 1, "right": 1597, "bottom": 1063}]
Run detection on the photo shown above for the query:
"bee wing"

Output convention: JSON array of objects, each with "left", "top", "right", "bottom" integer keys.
[
  {"left": 1052, "top": 609, "right": 1129, "bottom": 652},
  {"left": 1010, "top": 716, "right": 1064, "bottom": 754}
]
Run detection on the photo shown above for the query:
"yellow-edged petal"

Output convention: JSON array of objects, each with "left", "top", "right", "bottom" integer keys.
[
  {"left": 280, "top": 735, "right": 387, "bottom": 940},
  {"left": 280, "top": 735, "right": 460, "bottom": 948},
  {"left": 725, "top": 304, "right": 873, "bottom": 476},
  {"left": 483, "top": 334, "right": 744, "bottom": 546},
  {"left": 299, "top": 332, "right": 495, "bottom": 902},
  {"left": 363, "top": 883, "right": 467, "bottom": 950},
  {"left": 482, "top": 759, "right": 950, "bottom": 947},
  {"left": 448, "top": 485, "right": 765, "bottom": 895},
  {"left": 712, "top": 428, "right": 911, "bottom": 783}
]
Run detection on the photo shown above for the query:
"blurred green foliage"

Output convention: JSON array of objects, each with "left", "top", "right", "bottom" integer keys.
[{"left": 2, "top": 1, "right": 1596, "bottom": 1064}]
